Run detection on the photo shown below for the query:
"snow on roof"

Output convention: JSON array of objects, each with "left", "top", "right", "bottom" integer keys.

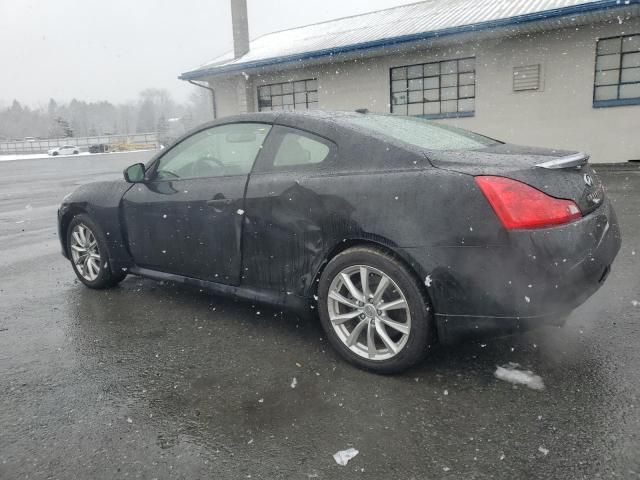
[{"left": 180, "top": 0, "right": 637, "bottom": 79}]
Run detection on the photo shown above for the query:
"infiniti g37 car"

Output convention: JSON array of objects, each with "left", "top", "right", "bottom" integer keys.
[{"left": 57, "top": 112, "right": 621, "bottom": 373}]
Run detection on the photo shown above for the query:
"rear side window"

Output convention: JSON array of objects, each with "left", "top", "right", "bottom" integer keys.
[
  {"left": 274, "top": 132, "right": 330, "bottom": 167},
  {"left": 255, "top": 126, "right": 336, "bottom": 172}
]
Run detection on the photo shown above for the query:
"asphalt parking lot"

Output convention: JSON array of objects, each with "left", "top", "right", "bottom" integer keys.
[{"left": 1, "top": 152, "right": 639, "bottom": 479}]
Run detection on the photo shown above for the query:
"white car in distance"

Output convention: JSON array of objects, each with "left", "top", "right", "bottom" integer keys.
[{"left": 48, "top": 145, "right": 80, "bottom": 156}]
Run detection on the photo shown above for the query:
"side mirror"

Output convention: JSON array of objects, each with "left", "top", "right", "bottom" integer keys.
[{"left": 124, "top": 163, "right": 145, "bottom": 183}]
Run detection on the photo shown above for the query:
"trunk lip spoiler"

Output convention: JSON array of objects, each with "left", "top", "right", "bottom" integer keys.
[{"left": 535, "top": 152, "right": 589, "bottom": 169}]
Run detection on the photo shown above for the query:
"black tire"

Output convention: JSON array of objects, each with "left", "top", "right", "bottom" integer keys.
[
  {"left": 66, "top": 214, "right": 126, "bottom": 289},
  {"left": 52, "top": 151, "right": 59, "bottom": 156},
  {"left": 317, "top": 246, "right": 433, "bottom": 374},
  {"left": 73, "top": 150, "right": 79, "bottom": 155}
]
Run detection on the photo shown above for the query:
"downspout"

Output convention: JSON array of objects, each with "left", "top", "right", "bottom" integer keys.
[{"left": 188, "top": 80, "right": 217, "bottom": 120}]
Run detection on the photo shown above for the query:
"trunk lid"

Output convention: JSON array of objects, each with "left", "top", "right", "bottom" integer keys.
[{"left": 427, "top": 143, "right": 605, "bottom": 215}]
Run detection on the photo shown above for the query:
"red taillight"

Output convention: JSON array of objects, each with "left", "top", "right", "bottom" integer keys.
[{"left": 474, "top": 176, "right": 582, "bottom": 230}]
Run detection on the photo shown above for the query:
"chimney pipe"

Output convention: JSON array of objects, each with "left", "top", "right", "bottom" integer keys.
[{"left": 230, "top": 0, "right": 250, "bottom": 59}]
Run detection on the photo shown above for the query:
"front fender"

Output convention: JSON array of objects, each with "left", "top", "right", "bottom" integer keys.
[{"left": 58, "top": 181, "right": 133, "bottom": 270}]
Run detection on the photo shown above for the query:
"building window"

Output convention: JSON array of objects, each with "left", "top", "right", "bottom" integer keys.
[
  {"left": 594, "top": 34, "right": 640, "bottom": 107},
  {"left": 257, "top": 79, "right": 318, "bottom": 111},
  {"left": 513, "top": 64, "right": 541, "bottom": 91},
  {"left": 390, "top": 57, "right": 475, "bottom": 118}
]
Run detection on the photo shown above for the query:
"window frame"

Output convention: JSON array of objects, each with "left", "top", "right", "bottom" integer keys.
[
  {"left": 257, "top": 79, "right": 319, "bottom": 112},
  {"left": 146, "top": 122, "right": 273, "bottom": 182},
  {"left": 252, "top": 125, "right": 338, "bottom": 174},
  {"left": 593, "top": 33, "right": 640, "bottom": 108},
  {"left": 389, "top": 57, "right": 476, "bottom": 119}
]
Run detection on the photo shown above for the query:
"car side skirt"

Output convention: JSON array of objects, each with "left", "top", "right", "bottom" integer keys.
[{"left": 128, "top": 266, "right": 313, "bottom": 319}]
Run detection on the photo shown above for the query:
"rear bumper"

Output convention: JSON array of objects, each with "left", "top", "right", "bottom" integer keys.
[{"left": 408, "top": 199, "right": 621, "bottom": 344}]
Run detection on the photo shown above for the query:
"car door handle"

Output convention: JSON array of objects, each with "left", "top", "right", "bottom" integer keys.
[{"left": 206, "top": 198, "right": 233, "bottom": 206}]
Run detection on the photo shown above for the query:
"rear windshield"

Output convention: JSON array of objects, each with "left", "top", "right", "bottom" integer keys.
[{"left": 342, "top": 115, "right": 501, "bottom": 151}]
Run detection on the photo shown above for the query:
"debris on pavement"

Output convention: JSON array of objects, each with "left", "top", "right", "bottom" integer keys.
[
  {"left": 494, "top": 363, "right": 545, "bottom": 391},
  {"left": 291, "top": 377, "right": 297, "bottom": 388},
  {"left": 333, "top": 448, "right": 359, "bottom": 466},
  {"left": 538, "top": 446, "right": 549, "bottom": 456}
]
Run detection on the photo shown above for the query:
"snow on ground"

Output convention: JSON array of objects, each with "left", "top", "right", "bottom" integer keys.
[
  {"left": 0, "top": 150, "right": 155, "bottom": 163},
  {"left": 494, "top": 362, "right": 545, "bottom": 391}
]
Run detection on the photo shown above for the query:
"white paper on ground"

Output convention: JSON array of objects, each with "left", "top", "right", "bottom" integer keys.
[{"left": 333, "top": 448, "right": 359, "bottom": 466}]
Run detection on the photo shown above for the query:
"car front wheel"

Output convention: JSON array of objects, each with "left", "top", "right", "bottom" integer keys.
[
  {"left": 67, "top": 214, "right": 126, "bottom": 289},
  {"left": 317, "top": 246, "right": 433, "bottom": 374}
]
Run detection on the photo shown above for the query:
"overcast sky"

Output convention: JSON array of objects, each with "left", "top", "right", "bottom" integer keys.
[{"left": 0, "top": 0, "right": 418, "bottom": 107}]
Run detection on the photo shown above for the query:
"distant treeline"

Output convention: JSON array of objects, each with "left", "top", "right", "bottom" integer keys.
[{"left": 0, "top": 87, "right": 213, "bottom": 143}]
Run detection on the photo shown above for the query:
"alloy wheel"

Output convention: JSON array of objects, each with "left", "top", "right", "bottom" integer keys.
[
  {"left": 70, "top": 224, "right": 101, "bottom": 281},
  {"left": 327, "top": 265, "right": 411, "bottom": 361}
]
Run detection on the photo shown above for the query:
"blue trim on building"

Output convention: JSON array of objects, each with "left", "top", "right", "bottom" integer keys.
[
  {"left": 593, "top": 98, "right": 640, "bottom": 108},
  {"left": 419, "top": 111, "right": 475, "bottom": 120},
  {"left": 180, "top": 0, "right": 640, "bottom": 80}
]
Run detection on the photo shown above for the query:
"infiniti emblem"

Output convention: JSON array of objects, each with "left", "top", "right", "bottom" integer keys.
[{"left": 584, "top": 174, "right": 594, "bottom": 187}]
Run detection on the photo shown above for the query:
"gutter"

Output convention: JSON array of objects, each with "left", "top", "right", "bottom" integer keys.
[
  {"left": 188, "top": 79, "right": 217, "bottom": 119},
  {"left": 179, "top": 0, "right": 639, "bottom": 80}
]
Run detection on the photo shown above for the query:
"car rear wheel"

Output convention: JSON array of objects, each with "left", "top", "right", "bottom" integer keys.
[
  {"left": 52, "top": 152, "right": 58, "bottom": 156},
  {"left": 73, "top": 150, "right": 79, "bottom": 154},
  {"left": 67, "top": 214, "right": 126, "bottom": 289},
  {"left": 317, "top": 246, "right": 433, "bottom": 374}
]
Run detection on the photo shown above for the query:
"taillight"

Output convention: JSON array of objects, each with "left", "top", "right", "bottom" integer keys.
[{"left": 474, "top": 176, "right": 581, "bottom": 230}]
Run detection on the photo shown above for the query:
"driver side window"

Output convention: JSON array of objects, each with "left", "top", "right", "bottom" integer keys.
[{"left": 155, "top": 123, "right": 271, "bottom": 180}]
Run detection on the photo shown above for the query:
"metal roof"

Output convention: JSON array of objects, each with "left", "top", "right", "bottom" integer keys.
[{"left": 180, "top": 0, "right": 640, "bottom": 80}]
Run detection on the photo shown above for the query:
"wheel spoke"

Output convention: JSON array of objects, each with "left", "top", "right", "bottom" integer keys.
[
  {"left": 340, "top": 272, "right": 365, "bottom": 303},
  {"left": 70, "top": 244, "right": 86, "bottom": 253},
  {"left": 379, "top": 316, "right": 410, "bottom": 335},
  {"left": 367, "top": 321, "right": 376, "bottom": 358},
  {"left": 329, "top": 290, "right": 360, "bottom": 309},
  {"left": 346, "top": 319, "right": 368, "bottom": 347},
  {"left": 360, "top": 267, "right": 371, "bottom": 299},
  {"left": 82, "top": 256, "right": 90, "bottom": 276},
  {"left": 89, "top": 258, "right": 100, "bottom": 276},
  {"left": 78, "top": 226, "right": 87, "bottom": 245},
  {"left": 72, "top": 231, "right": 83, "bottom": 246},
  {"left": 379, "top": 298, "right": 407, "bottom": 311},
  {"left": 375, "top": 320, "right": 399, "bottom": 354},
  {"left": 372, "top": 275, "right": 390, "bottom": 303},
  {"left": 330, "top": 310, "right": 363, "bottom": 325}
]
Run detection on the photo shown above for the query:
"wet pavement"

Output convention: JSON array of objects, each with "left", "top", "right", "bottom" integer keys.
[{"left": 0, "top": 153, "right": 639, "bottom": 479}]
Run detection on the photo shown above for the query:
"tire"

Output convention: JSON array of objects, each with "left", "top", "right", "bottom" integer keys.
[
  {"left": 66, "top": 214, "right": 126, "bottom": 289},
  {"left": 317, "top": 246, "right": 433, "bottom": 374},
  {"left": 52, "top": 152, "right": 59, "bottom": 156},
  {"left": 73, "top": 150, "right": 79, "bottom": 155}
]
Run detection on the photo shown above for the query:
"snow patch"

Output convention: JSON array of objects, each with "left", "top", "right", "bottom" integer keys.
[
  {"left": 333, "top": 448, "right": 359, "bottom": 466},
  {"left": 494, "top": 363, "right": 544, "bottom": 391}
]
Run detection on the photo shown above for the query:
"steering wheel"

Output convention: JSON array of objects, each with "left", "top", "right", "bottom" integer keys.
[{"left": 191, "top": 156, "right": 224, "bottom": 177}]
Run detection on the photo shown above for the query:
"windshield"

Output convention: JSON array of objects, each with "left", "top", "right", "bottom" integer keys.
[{"left": 342, "top": 115, "right": 501, "bottom": 151}]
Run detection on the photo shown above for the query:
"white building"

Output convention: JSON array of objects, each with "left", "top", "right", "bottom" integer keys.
[{"left": 180, "top": 0, "right": 640, "bottom": 163}]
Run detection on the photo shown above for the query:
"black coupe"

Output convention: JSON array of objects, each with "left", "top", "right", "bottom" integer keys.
[{"left": 58, "top": 112, "right": 621, "bottom": 373}]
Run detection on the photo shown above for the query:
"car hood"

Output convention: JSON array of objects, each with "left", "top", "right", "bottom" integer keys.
[{"left": 426, "top": 143, "right": 605, "bottom": 216}]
